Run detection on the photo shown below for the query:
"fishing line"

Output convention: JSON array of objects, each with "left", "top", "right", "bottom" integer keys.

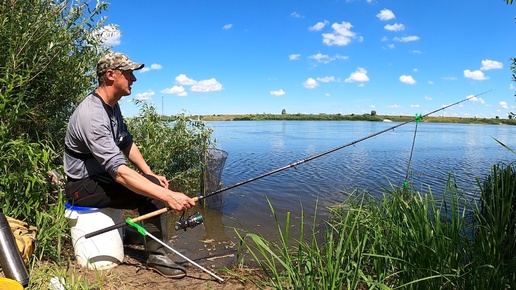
[{"left": 85, "top": 90, "right": 492, "bottom": 238}]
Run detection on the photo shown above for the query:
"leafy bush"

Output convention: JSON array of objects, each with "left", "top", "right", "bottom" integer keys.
[
  {"left": 0, "top": 0, "right": 109, "bottom": 262},
  {"left": 126, "top": 101, "right": 214, "bottom": 196}
]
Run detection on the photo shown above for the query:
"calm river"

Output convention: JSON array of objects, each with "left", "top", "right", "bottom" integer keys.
[{"left": 168, "top": 120, "right": 516, "bottom": 266}]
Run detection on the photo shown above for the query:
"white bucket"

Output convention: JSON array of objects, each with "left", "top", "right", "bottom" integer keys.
[{"left": 65, "top": 204, "right": 124, "bottom": 270}]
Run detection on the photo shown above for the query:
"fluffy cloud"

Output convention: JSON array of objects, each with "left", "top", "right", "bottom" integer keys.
[
  {"left": 384, "top": 23, "right": 405, "bottom": 31},
  {"left": 140, "top": 63, "right": 162, "bottom": 73},
  {"left": 191, "top": 78, "right": 223, "bottom": 92},
  {"left": 376, "top": 9, "right": 395, "bottom": 21},
  {"left": 394, "top": 36, "right": 420, "bottom": 42},
  {"left": 399, "top": 75, "right": 416, "bottom": 85},
  {"left": 500, "top": 101, "right": 509, "bottom": 109},
  {"left": 322, "top": 21, "right": 357, "bottom": 46},
  {"left": 317, "top": 76, "right": 336, "bottom": 83},
  {"left": 289, "top": 54, "right": 301, "bottom": 60},
  {"left": 345, "top": 68, "right": 369, "bottom": 83},
  {"left": 480, "top": 59, "right": 503, "bottom": 70},
  {"left": 464, "top": 70, "right": 488, "bottom": 81},
  {"left": 134, "top": 90, "right": 155, "bottom": 101},
  {"left": 309, "top": 20, "right": 329, "bottom": 31},
  {"left": 161, "top": 86, "right": 187, "bottom": 96},
  {"left": 223, "top": 24, "right": 233, "bottom": 30},
  {"left": 303, "top": 78, "right": 319, "bottom": 89},
  {"left": 164, "top": 74, "right": 223, "bottom": 94},
  {"left": 270, "top": 89, "right": 286, "bottom": 96},
  {"left": 175, "top": 74, "right": 197, "bottom": 86}
]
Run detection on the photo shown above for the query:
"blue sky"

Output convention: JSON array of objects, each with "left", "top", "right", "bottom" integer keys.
[{"left": 94, "top": 0, "right": 516, "bottom": 118}]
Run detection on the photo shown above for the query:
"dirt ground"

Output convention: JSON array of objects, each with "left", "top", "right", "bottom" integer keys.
[
  {"left": 68, "top": 243, "right": 268, "bottom": 290},
  {"left": 62, "top": 207, "right": 270, "bottom": 290}
]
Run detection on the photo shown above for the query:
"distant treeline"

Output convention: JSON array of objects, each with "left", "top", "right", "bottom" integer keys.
[{"left": 160, "top": 113, "right": 516, "bottom": 125}]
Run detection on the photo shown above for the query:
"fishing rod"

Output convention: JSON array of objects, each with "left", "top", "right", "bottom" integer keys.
[{"left": 85, "top": 90, "right": 491, "bottom": 239}]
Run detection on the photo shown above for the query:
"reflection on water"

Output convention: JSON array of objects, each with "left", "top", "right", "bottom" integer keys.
[{"left": 166, "top": 121, "right": 516, "bottom": 267}]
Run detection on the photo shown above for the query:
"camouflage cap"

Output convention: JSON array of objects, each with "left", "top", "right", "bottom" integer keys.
[{"left": 96, "top": 52, "right": 144, "bottom": 77}]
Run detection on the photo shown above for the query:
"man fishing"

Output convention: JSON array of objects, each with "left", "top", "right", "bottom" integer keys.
[{"left": 64, "top": 52, "right": 196, "bottom": 278}]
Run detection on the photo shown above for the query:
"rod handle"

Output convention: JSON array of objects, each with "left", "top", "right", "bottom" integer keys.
[
  {"left": 85, "top": 196, "right": 200, "bottom": 239},
  {"left": 84, "top": 221, "right": 125, "bottom": 239}
]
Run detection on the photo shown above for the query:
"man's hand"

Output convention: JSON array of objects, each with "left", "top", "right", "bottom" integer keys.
[
  {"left": 165, "top": 191, "right": 196, "bottom": 212},
  {"left": 151, "top": 173, "right": 169, "bottom": 188}
]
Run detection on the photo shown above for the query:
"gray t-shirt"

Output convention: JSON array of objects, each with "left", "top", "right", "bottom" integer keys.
[{"left": 64, "top": 93, "right": 133, "bottom": 179}]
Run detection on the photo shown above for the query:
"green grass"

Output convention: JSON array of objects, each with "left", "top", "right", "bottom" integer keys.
[{"left": 235, "top": 164, "right": 516, "bottom": 289}]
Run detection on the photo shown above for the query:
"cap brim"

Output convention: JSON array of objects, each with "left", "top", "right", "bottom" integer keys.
[{"left": 120, "top": 63, "right": 144, "bottom": 71}]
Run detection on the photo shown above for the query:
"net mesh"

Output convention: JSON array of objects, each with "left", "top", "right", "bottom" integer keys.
[{"left": 200, "top": 148, "right": 228, "bottom": 209}]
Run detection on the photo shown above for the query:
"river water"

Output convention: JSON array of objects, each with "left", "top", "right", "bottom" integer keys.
[{"left": 166, "top": 120, "right": 516, "bottom": 267}]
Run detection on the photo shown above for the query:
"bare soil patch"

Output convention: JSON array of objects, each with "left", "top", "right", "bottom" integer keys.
[{"left": 68, "top": 243, "right": 266, "bottom": 290}]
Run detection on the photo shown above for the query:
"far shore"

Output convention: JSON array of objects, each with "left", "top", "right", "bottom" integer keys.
[{"left": 175, "top": 113, "right": 516, "bottom": 125}]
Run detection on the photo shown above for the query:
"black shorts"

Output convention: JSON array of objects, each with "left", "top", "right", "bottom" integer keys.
[{"left": 65, "top": 173, "right": 165, "bottom": 215}]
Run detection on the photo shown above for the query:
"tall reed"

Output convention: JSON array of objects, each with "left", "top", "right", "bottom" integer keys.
[{"left": 236, "top": 166, "right": 516, "bottom": 289}]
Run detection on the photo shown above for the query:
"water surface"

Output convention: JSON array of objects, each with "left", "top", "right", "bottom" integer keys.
[{"left": 167, "top": 121, "right": 516, "bottom": 266}]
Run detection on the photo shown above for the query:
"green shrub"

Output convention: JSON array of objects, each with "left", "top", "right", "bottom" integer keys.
[{"left": 126, "top": 101, "right": 214, "bottom": 196}]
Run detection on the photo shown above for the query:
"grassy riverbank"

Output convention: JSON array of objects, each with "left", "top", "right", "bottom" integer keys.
[{"left": 191, "top": 113, "right": 516, "bottom": 125}]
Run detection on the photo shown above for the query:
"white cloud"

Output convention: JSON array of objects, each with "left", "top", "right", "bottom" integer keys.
[
  {"left": 387, "top": 104, "right": 401, "bottom": 108},
  {"left": 303, "top": 78, "right": 319, "bottom": 89},
  {"left": 289, "top": 54, "right": 301, "bottom": 60},
  {"left": 291, "top": 11, "right": 304, "bottom": 18},
  {"left": 424, "top": 96, "right": 432, "bottom": 101},
  {"left": 393, "top": 36, "right": 420, "bottom": 42},
  {"left": 345, "top": 67, "right": 369, "bottom": 83},
  {"left": 510, "top": 83, "right": 515, "bottom": 90},
  {"left": 469, "top": 95, "right": 486, "bottom": 104},
  {"left": 317, "top": 76, "right": 336, "bottom": 83},
  {"left": 309, "top": 20, "right": 329, "bottom": 31},
  {"left": 270, "top": 89, "right": 286, "bottom": 96},
  {"left": 223, "top": 24, "right": 233, "bottom": 30},
  {"left": 309, "top": 53, "right": 348, "bottom": 64},
  {"left": 172, "top": 74, "right": 223, "bottom": 93},
  {"left": 175, "top": 74, "right": 197, "bottom": 85},
  {"left": 500, "top": 101, "right": 509, "bottom": 109},
  {"left": 309, "top": 53, "right": 330, "bottom": 63},
  {"left": 464, "top": 69, "right": 489, "bottom": 80},
  {"left": 134, "top": 90, "right": 154, "bottom": 101},
  {"left": 140, "top": 63, "right": 162, "bottom": 73},
  {"left": 191, "top": 78, "right": 223, "bottom": 92},
  {"left": 384, "top": 23, "right": 405, "bottom": 32},
  {"left": 322, "top": 21, "right": 357, "bottom": 46},
  {"left": 480, "top": 59, "right": 503, "bottom": 70},
  {"left": 410, "top": 104, "right": 420, "bottom": 108},
  {"left": 93, "top": 24, "right": 121, "bottom": 47},
  {"left": 399, "top": 75, "right": 416, "bottom": 84},
  {"left": 376, "top": 9, "right": 395, "bottom": 21},
  {"left": 161, "top": 85, "right": 187, "bottom": 96}
]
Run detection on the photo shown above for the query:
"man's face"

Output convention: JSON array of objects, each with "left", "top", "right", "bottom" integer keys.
[{"left": 112, "top": 69, "right": 137, "bottom": 97}]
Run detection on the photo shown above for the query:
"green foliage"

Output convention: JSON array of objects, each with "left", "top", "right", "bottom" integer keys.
[
  {"left": 0, "top": 0, "right": 110, "bottom": 264},
  {"left": 0, "top": 0, "right": 107, "bottom": 144},
  {"left": 237, "top": 170, "right": 516, "bottom": 289},
  {"left": 126, "top": 101, "right": 214, "bottom": 196},
  {"left": 472, "top": 162, "right": 516, "bottom": 289}
]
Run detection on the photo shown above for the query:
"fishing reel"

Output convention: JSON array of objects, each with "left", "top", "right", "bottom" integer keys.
[{"left": 175, "top": 211, "right": 204, "bottom": 231}]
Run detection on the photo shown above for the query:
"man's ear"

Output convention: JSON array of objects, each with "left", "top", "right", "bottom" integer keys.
[{"left": 105, "top": 69, "right": 118, "bottom": 81}]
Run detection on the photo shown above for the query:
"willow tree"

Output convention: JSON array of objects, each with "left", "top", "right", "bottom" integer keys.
[{"left": 0, "top": 0, "right": 109, "bottom": 220}]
